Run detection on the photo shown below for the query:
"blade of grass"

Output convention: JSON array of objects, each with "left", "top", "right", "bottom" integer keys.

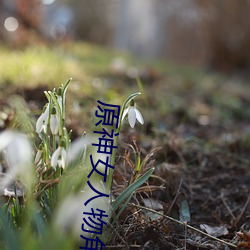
[
  {"left": 112, "top": 192, "right": 133, "bottom": 225},
  {"left": 112, "top": 167, "right": 154, "bottom": 211},
  {"left": 0, "top": 208, "right": 21, "bottom": 250},
  {"left": 33, "top": 213, "right": 45, "bottom": 237}
]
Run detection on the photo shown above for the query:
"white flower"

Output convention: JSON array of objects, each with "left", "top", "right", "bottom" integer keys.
[
  {"left": 122, "top": 99, "right": 144, "bottom": 128},
  {"left": 35, "top": 149, "right": 42, "bottom": 164},
  {"left": 56, "top": 87, "right": 63, "bottom": 113},
  {"left": 51, "top": 145, "right": 67, "bottom": 169},
  {"left": 0, "top": 130, "right": 33, "bottom": 190},
  {"left": 50, "top": 106, "right": 59, "bottom": 135},
  {"left": 54, "top": 179, "right": 110, "bottom": 238},
  {"left": 0, "top": 131, "right": 32, "bottom": 170},
  {"left": 57, "top": 95, "right": 63, "bottom": 111},
  {"left": 67, "top": 135, "right": 87, "bottom": 164},
  {"left": 36, "top": 104, "right": 50, "bottom": 133},
  {"left": 35, "top": 144, "right": 43, "bottom": 164}
]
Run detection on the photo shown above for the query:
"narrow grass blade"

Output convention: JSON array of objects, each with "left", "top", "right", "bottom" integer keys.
[
  {"left": 0, "top": 208, "right": 21, "bottom": 250},
  {"left": 112, "top": 192, "right": 133, "bottom": 225},
  {"left": 112, "top": 167, "right": 154, "bottom": 211}
]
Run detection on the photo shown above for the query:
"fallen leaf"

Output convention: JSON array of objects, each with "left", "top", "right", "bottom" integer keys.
[
  {"left": 179, "top": 199, "right": 191, "bottom": 222},
  {"left": 142, "top": 198, "right": 164, "bottom": 221},
  {"left": 174, "top": 192, "right": 191, "bottom": 222},
  {"left": 142, "top": 198, "right": 163, "bottom": 211},
  {"left": 237, "top": 231, "right": 250, "bottom": 248},
  {"left": 200, "top": 224, "right": 229, "bottom": 237}
]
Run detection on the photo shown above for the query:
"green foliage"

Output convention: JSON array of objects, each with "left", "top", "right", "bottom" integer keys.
[
  {"left": 112, "top": 167, "right": 155, "bottom": 214},
  {"left": 0, "top": 42, "right": 130, "bottom": 87},
  {"left": 0, "top": 205, "right": 20, "bottom": 250},
  {"left": 0, "top": 79, "right": 152, "bottom": 249},
  {"left": 0, "top": 46, "right": 69, "bottom": 86},
  {"left": 7, "top": 95, "right": 35, "bottom": 136}
]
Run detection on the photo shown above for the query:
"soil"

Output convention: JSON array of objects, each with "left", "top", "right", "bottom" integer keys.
[{"left": 1, "top": 70, "right": 250, "bottom": 250}]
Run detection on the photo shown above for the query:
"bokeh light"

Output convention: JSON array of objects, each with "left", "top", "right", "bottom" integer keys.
[
  {"left": 4, "top": 17, "right": 19, "bottom": 32},
  {"left": 50, "top": 24, "right": 67, "bottom": 40},
  {"left": 41, "top": 0, "right": 55, "bottom": 5}
]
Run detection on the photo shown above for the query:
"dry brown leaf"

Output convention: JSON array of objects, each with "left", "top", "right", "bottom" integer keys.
[{"left": 237, "top": 231, "right": 250, "bottom": 248}]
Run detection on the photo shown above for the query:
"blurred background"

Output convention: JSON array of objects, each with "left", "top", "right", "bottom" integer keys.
[
  {"left": 1, "top": 0, "right": 250, "bottom": 73},
  {"left": 0, "top": 2, "right": 250, "bottom": 249}
]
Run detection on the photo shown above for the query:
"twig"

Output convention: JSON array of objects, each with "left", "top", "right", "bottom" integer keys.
[
  {"left": 129, "top": 203, "right": 238, "bottom": 249},
  {"left": 39, "top": 177, "right": 60, "bottom": 184},
  {"left": 105, "top": 244, "right": 141, "bottom": 248},
  {"left": 184, "top": 221, "right": 187, "bottom": 250},
  {"left": 166, "top": 178, "right": 183, "bottom": 215},
  {"left": 34, "top": 180, "right": 59, "bottom": 199},
  {"left": 233, "top": 192, "right": 250, "bottom": 227},
  {"left": 221, "top": 190, "right": 236, "bottom": 221}
]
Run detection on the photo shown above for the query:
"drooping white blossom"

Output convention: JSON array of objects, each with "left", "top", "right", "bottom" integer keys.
[
  {"left": 122, "top": 99, "right": 144, "bottom": 128},
  {"left": 0, "top": 130, "right": 33, "bottom": 190},
  {"left": 36, "top": 103, "right": 50, "bottom": 133},
  {"left": 50, "top": 106, "right": 60, "bottom": 135},
  {"left": 57, "top": 94, "right": 63, "bottom": 112},
  {"left": 51, "top": 145, "right": 67, "bottom": 169},
  {"left": 35, "top": 144, "right": 43, "bottom": 164},
  {"left": 54, "top": 178, "right": 110, "bottom": 239}
]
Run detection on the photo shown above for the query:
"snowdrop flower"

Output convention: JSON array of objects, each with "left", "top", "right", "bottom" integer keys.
[
  {"left": 54, "top": 179, "right": 110, "bottom": 239},
  {"left": 56, "top": 87, "right": 63, "bottom": 112},
  {"left": 57, "top": 94, "right": 63, "bottom": 112},
  {"left": 51, "top": 142, "right": 67, "bottom": 169},
  {"left": 0, "top": 130, "right": 33, "bottom": 190},
  {"left": 35, "top": 144, "right": 43, "bottom": 164},
  {"left": 36, "top": 103, "right": 50, "bottom": 133},
  {"left": 50, "top": 106, "right": 60, "bottom": 135},
  {"left": 67, "top": 135, "right": 88, "bottom": 164},
  {"left": 122, "top": 99, "right": 144, "bottom": 128}
]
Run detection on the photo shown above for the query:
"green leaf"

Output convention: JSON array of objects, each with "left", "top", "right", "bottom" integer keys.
[
  {"left": 0, "top": 208, "right": 21, "bottom": 250},
  {"left": 32, "top": 209, "right": 46, "bottom": 237},
  {"left": 112, "top": 167, "right": 154, "bottom": 211},
  {"left": 112, "top": 192, "right": 133, "bottom": 225},
  {"left": 62, "top": 78, "right": 72, "bottom": 98},
  {"left": 135, "top": 152, "right": 141, "bottom": 173}
]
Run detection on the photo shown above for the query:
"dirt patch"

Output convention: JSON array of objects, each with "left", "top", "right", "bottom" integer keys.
[{"left": 2, "top": 75, "right": 250, "bottom": 249}]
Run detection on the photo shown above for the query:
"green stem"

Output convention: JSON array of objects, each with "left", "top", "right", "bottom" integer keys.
[
  {"left": 52, "top": 134, "right": 56, "bottom": 152},
  {"left": 61, "top": 78, "right": 72, "bottom": 126},
  {"left": 45, "top": 96, "right": 53, "bottom": 164},
  {"left": 106, "top": 92, "right": 141, "bottom": 193},
  {"left": 49, "top": 92, "right": 63, "bottom": 136}
]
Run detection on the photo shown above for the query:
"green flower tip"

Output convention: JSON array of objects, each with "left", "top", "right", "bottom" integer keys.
[
  {"left": 42, "top": 103, "right": 48, "bottom": 113},
  {"left": 51, "top": 106, "right": 57, "bottom": 115},
  {"left": 130, "top": 99, "right": 135, "bottom": 106},
  {"left": 57, "top": 87, "right": 62, "bottom": 96},
  {"left": 59, "top": 139, "right": 66, "bottom": 148}
]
